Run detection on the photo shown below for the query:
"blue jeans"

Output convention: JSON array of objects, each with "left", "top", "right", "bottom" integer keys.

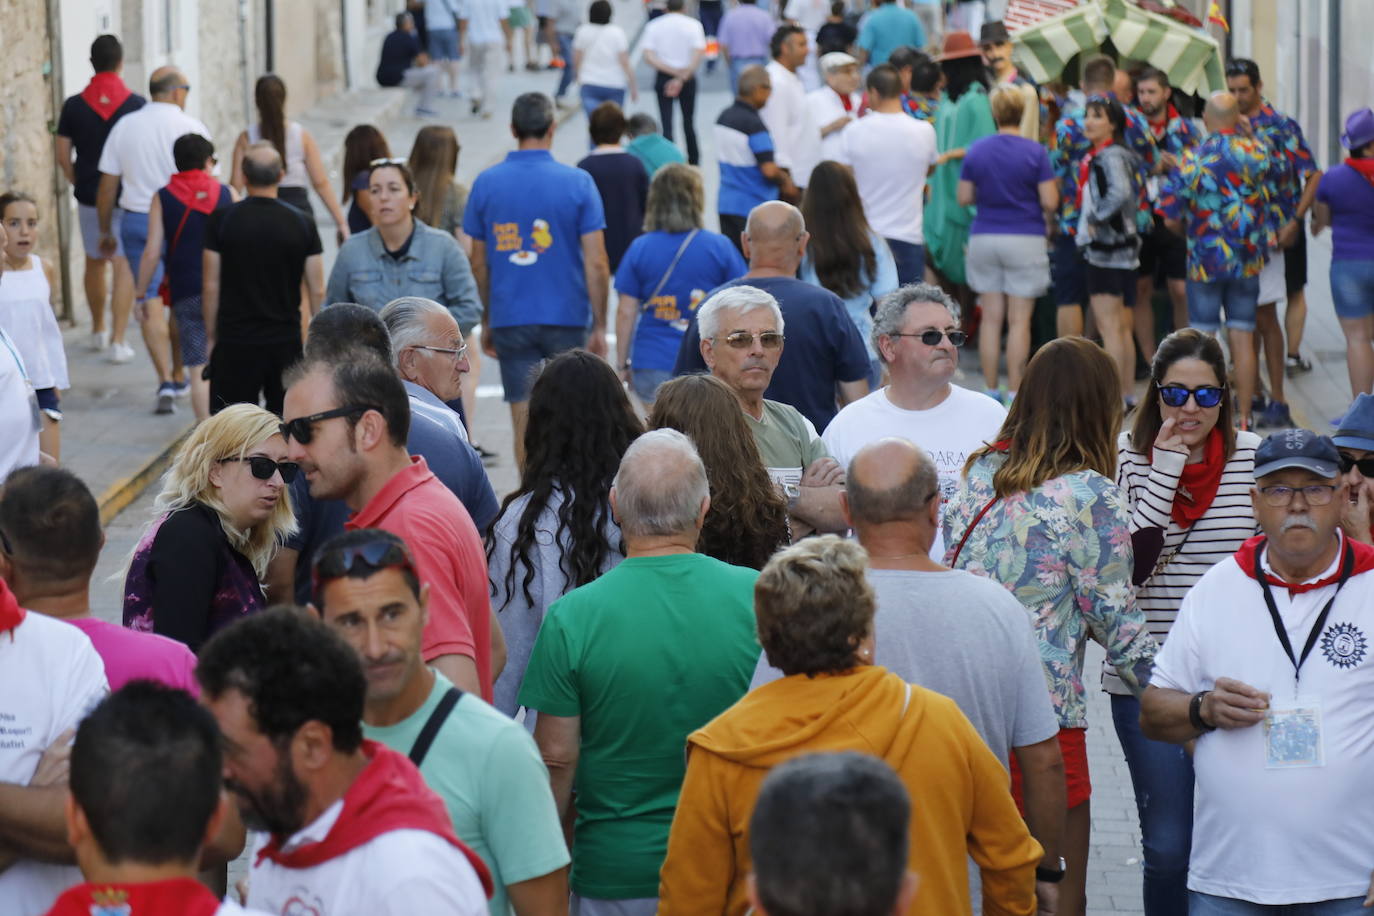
[
  {"left": 1329, "top": 259, "right": 1374, "bottom": 319},
  {"left": 1190, "top": 893, "right": 1368, "bottom": 915},
  {"left": 727, "top": 55, "right": 768, "bottom": 95},
  {"left": 554, "top": 32, "right": 575, "bottom": 98},
  {"left": 119, "top": 208, "right": 162, "bottom": 300},
  {"left": 629, "top": 367, "right": 671, "bottom": 404},
  {"left": 1186, "top": 275, "right": 1259, "bottom": 332},
  {"left": 1112, "top": 694, "right": 1194, "bottom": 916},
  {"left": 581, "top": 84, "right": 626, "bottom": 123},
  {"left": 489, "top": 323, "right": 589, "bottom": 402},
  {"left": 885, "top": 238, "right": 925, "bottom": 286}
]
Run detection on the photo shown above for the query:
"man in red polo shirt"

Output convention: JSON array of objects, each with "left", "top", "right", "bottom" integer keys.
[{"left": 280, "top": 349, "right": 500, "bottom": 699}]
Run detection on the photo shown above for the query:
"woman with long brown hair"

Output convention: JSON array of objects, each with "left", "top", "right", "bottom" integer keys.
[
  {"left": 230, "top": 74, "right": 349, "bottom": 242},
  {"left": 943, "top": 336, "right": 1157, "bottom": 916},
  {"left": 340, "top": 124, "right": 391, "bottom": 234},
  {"left": 649, "top": 374, "right": 788, "bottom": 569},
  {"left": 800, "top": 160, "right": 897, "bottom": 387}
]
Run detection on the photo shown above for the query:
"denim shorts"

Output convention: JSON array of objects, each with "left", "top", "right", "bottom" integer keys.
[
  {"left": 1329, "top": 259, "right": 1374, "bottom": 320},
  {"left": 76, "top": 203, "right": 123, "bottom": 257},
  {"left": 428, "top": 28, "right": 460, "bottom": 60},
  {"left": 1051, "top": 233, "right": 1088, "bottom": 306},
  {"left": 489, "top": 323, "right": 588, "bottom": 403},
  {"left": 35, "top": 387, "right": 61, "bottom": 421},
  {"left": 1186, "top": 276, "right": 1259, "bottom": 333},
  {"left": 629, "top": 367, "right": 671, "bottom": 405}
]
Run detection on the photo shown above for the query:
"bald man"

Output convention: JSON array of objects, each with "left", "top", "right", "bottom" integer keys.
[
  {"left": 1161, "top": 90, "right": 1278, "bottom": 430},
  {"left": 672, "top": 200, "right": 870, "bottom": 431},
  {"left": 96, "top": 65, "right": 211, "bottom": 411},
  {"left": 751, "top": 436, "right": 1066, "bottom": 904},
  {"left": 202, "top": 140, "right": 323, "bottom": 415}
]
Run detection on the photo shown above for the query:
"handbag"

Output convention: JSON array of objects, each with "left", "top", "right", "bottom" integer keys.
[{"left": 625, "top": 229, "right": 699, "bottom": 368}]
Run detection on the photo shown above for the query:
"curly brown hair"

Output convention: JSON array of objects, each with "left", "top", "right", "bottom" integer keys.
[
  {"left": 649, "top": 374, "right": 789, "bottom": 569},
  {"left": 755, "top": 535, "right": 874, "bottom": 676}
]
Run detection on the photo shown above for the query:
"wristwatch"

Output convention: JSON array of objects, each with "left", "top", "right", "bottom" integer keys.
[
  {"left": 1189, "top": 690, "right": 1216, "bottom": 733},
  {"left": 1036, "top": 857, "right": 1067, "bottom": 884},
  {"left": 783, "top": 481, "right": 802, "bottom": 512}
]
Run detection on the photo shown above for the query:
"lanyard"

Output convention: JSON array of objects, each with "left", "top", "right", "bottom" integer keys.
[{"left": 1255, "top": 538, "right": 1354, "bottom": 688}]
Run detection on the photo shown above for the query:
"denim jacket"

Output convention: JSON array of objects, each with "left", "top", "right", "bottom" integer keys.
[{"left": 325, "top": 219, "right": 481, "bottom": 334}]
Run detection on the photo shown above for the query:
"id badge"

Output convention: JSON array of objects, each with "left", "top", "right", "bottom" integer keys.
[{"left": 1263, "top": 702, "right": 1324, "bottom": 769}]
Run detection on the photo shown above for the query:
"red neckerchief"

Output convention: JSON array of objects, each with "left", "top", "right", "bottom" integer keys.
[
  {"left": 164, "top": 171, "right": 222, "bottom": 215},
  {"left": 255, "top": 740, "right": 493, "bottom": 899},
  {"left": 1147, "top": 103, "right": 1181, "bottom": 141},
  {"left": 835, "top": 87, "right": 853, "bottom": 113},
  {"left": 1345, "top": 157, "right": 1374, "bottom": 190},
  {"left": 990, "top": 439, "right": 1011, "bottom": 452},
  {"left": 0, "top": 577, "right": 25, "bottom": 637},
  {"left": 1075, "top": 138, "right": 1113, "bottom": 210},
  {"left": 80, "top": 72, "right": 133, "bottom": 122},
  {"left": 1234, "top": 532, "right": 1374, "bottom": 595},
  {"left": 45, "top": 877, "right": 221, "bottom": 916},
  {"left": 1153, "top": 427, "right": 1225, "bottom": 528}
]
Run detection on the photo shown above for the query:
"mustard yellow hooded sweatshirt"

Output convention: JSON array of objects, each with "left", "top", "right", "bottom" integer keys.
[{"left": 657, "top": 665, "right": 1042, "bottom": 916}]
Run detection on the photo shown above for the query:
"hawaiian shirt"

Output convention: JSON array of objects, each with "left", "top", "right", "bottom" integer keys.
[
  {"left": 1249, "top": 99, "right": 1317, "bottom": 222},
  {"left": 1140, "top": 104, "right": 1202, "bottom": 210},
  {"left": 1053, "top": 95, "right": 1158, "bottom": 235},
  {"left": 941, "top": 452, "right": 1157, "bottom": 729},
  {"left": 902, "top": 91, "right": 939, "bottom": 124},
  {"left": 1159, "top": 130, "right": 1281, "bottom": 282}
]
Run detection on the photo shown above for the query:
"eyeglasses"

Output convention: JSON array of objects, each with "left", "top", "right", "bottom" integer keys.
[
  {"left": 311, "top": 538, "right": 418, "bottom": 603},
  {"left": 412, "top": 343, "right": 469, "bottom": 362},
  {"left": 369, "top": 157, "right": 408, "bottom": 167},
  {"left": 888, "top": 329, "right": 968, "bottom": 347},
  {"left": 172, "top": 84, "right": 191, "bottom": 91},
  {"left": 279, "top": 405, "right": 381, "bottom": 445},
  {"left": 1338, "top": 451, "right": 1374, "bottom": 477},
  {"left": 715, "top": 331, "right": 785, "bottom": 350},
  {"left": 219, "top": 455, "right": 300, "bottom": 483},
  {"left": 1257, "top": 485, "right": 1339, "bottom": 507},
  {"left": 1157, "top": 384, "right": 1226, "bottom": 409}
]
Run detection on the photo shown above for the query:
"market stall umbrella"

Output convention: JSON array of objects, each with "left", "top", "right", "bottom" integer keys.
[{"left": 1010, "top": 0, "right": 1225, "bottom": 96}]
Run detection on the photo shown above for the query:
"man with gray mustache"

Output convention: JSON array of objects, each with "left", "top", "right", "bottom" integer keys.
[{"left": 1141, "top": 429, "right": 1374, "bottom": 913}]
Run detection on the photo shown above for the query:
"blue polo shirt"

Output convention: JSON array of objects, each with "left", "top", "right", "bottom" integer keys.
[{"left": 463, "top": 149, "right": 606, "bottom": 329}]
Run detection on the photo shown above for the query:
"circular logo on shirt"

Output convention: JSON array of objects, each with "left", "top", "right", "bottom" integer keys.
[{"left": 1320, "top": 621, "right": 1368, "bottom": 670}]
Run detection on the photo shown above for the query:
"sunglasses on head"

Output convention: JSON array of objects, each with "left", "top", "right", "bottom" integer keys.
[
  {"left": 718, "top": 331, "right": 785, "bottom": 350},
  {"left": 311, "top": 538, "right": 417, "bottom": 601},
  {"left": 279, "top": 405, "right": 380, "bottom": 445},
  {"left": 1157, "top": 384, "right": 1225, "bottom": 409},
  {"left": 1339, "top": 451, "right": 1374, "bottom": 477},
  {"left": 219, "top": 455, "right": 299, "bottom": 483}
]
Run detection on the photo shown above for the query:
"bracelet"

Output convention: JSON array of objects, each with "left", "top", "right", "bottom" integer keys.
[{"left": 1188, "top": 690, "right": 1215, "bottom": 733}]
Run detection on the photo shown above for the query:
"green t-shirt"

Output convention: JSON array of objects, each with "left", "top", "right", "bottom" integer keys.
[
  {"left": 747, "top": 398, "right": 829, "bottom": 490},
  {"left": 517, "top": 553, "right": 760, "bottom": 898},
  {"left": 362, "top": 672, "right": 570, "bottom": 915}
]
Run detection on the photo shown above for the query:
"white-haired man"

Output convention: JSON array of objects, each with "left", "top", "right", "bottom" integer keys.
[{"left": 519, "top": 429, "right": 760, "bottom": 916}]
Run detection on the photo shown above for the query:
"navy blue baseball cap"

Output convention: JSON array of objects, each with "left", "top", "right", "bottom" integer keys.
[
  {"left": 1333, "top": 393, "right": 1374, "bottom": 452},
  {"left": 1254, "top": 429, "right": 1341, "bottom": 480}
]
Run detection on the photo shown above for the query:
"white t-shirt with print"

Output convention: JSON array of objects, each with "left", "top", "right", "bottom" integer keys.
[
  {"left": 1152, "top": 541, "right": 1374, "bottom": 905},
  {"left": 0, "top": 613, "right": 109, "bottom": 916},
  {"left": 823, "top": 383, "right": 1006, "bottom": 560}
]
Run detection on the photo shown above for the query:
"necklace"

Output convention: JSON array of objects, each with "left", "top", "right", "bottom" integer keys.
[{"left": 868, "top": 551, "right": 926, "bottom": 560}]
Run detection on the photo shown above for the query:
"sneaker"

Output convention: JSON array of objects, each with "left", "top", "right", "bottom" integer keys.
[
  {"left": 107, "top": 341, "right": 135, "bottom": 364},
  {"left": 1257, "top": 399, "right": 1294, "bottom": 429},
  {"left": 171, "top": 380, "right": 191, "bottom": 399},
  {"left": 471, "top": 98, "right": 482, "bottom": 115},
  {"left": 1285, "top": 353, "right": 1313, "bottom": 376},
  {"left": 155, "top": 384, "right": 176, "bottom": 415},
  {"left": 89, "top": 330, "right": 110, "bottom": 352},
  {"left": 414, "top": 107, "right": 440, "bottom": 118},
  {"left": 1250, "top": 394, "right": 1268, "bottom": 417}
]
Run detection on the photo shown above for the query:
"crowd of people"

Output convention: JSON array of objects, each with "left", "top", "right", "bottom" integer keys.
[{"left": 6, "top": 3, "right": 1374, "bottom": 916}]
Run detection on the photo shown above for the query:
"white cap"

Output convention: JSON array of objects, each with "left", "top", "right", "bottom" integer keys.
[{"left": 819, "top": 51, "right": 858, "bottom": 72}]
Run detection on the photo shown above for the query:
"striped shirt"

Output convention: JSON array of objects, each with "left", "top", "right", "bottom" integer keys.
[{"left": 1104, "top": 429, "right": 1260, "bottom": 694}]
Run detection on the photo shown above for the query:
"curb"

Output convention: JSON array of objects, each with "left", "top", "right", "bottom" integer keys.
[{"left": 96, "top": 427, "right": 192, "bottom": 526}]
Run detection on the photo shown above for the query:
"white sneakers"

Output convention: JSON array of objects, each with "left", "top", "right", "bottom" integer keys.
[
  {"left": 89, "top": 330, "right": 110, "bottom": 352},
  {"left": 108, "top": 342, "right": 135, "bottom": 364}
]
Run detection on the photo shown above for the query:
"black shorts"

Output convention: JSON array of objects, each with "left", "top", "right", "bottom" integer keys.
[
  {"left": 1138, "top": 216, "right": 1187, "bottom": 282},
  {"left": 1286, "top": 225, "right": 1308, "bottom": 293},
  {"left": 1085, "top": 263, "right": 1138, "bottom": 306},
  {"left": 209, "top": 338, "right": 302, "bottom": 418}
]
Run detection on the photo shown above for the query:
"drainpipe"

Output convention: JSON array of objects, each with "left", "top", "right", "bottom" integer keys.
[
  {"left": 45, "top": 0, "right": 73, "bottom": 323},
  {"left": 1327, "top": 0, "right": 1341, "bottom": 165},
  {"left": 341, "top": 0, "right": 353, "bottom": 90},
  {"left": 239, "top": 0, "right": 253, "bottom": 125}
]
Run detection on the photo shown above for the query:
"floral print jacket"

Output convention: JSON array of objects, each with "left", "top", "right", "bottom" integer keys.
[{"left": 942, "top": 452, "right": 1158, "bottom": 728}]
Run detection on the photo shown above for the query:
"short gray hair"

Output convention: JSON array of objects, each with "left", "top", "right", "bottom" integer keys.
[
  {"left": 612, "top": 429, "right": 709, "bottom": 538},
  {"left": 697, "top": 285, "right": 785, "bottom": 342},
  {"left": 379, "top": 297, "right": 454, "bottom": 363},
  {"left": 871, "top": 283, "right": 960, "bottom": 362}
]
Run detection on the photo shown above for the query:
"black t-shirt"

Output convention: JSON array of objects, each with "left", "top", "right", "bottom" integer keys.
[
  {"left": 204, "top": 197, "right": 323, "bottom": 344},
  {"left": 377, "top": 29, "right": 421, "bottom": 86},
  {"left": 815, "top": 20, "right": 858, "bottom": 55},
  {"left": 56, "top": 92, "right": 147, "bottom": 205},
  {"left": 576, "top": 151, "right": 648, "bottom": 273}
]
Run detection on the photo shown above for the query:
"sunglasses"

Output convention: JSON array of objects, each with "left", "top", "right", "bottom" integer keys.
[
  {"left": 219, "top": 455, "right": 299, "bottom": 483},
  {"left": 1157, "top": 384, "right": 1226, "bottom": 409},
  {"left": 888, "top": 329, "right": 968, "bottom": 347},
  {"left": 717, "top": 331, "right": 785, "bottom": 350},
  {"left": 279, "top": 405, "right": 380, "bottom": 445},
  {"left": 1339, "top": 451, "right": 1374, "bottom": 477},
  {"left": 369, "top": 157, "right": 408, "bottom": 167},
  {"left": 311, "top": 538, "right": 418, "bottom": 601}
]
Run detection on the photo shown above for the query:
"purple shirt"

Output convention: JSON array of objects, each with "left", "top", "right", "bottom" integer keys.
[
  {"left": 717, "top": 4, "right": 774, "bottom": 59},
  {"left": 1317, "top": 164, "right": 1374, "bottom": 262},
  {"left": 66, "top": 617, "right": 199, "bottom": 695},
  {"left": 961, "top": 133, "right": 1054, "bottom": 236}
]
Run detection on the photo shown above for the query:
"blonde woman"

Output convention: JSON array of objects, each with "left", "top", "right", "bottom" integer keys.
[{"left": 123, "top": 404, "right": 297, "bottom": 651}]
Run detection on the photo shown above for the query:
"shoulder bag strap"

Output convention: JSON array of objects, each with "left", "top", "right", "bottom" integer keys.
[
  {"left": 408, "top": 686, "right": 464, "bottom": 767},
  {"left": 166, "top": 200, "right": 194, "bottom": 261},
  {"left": 645, "top": 228, "right": 699, "bottom": 306},
  {"left": 948, "top": 494, "right": 1001, "bottom": 567}
]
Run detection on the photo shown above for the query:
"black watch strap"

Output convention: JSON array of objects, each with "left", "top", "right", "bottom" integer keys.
[
  {"left": 1036, "top": 857, "right": 1067, "bottom": 883},
  {"left": 1189, "top": 690, "right": 1216, "bottom": 733}
]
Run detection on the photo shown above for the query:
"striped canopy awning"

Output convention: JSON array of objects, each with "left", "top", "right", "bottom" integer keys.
[{"left": 1012, "top": 0, "right": 1225, "bottom": 96}]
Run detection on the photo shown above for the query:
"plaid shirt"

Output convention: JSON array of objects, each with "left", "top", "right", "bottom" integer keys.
[
  {"left": 1053, "top": 97, "right": 1158, "bottom": 236},
  {"left": 1249, "top": 100, "right": 1317, "bottom": 222},
  {"left": 1159, "top": 130, "right": 1281, "bottom": 282}
]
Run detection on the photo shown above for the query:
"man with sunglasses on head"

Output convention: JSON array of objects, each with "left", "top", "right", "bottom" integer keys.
[
  {"left": 1142, "top": 429, "right": 1374, "bottom": 914},
  {"left": 312, "top": 528, "right": 570, "bottom": 916},
  {"left": 280, "top": 349, "right": 500, "bottom": 703},
  {"left": 822, "top": 284, "right": 1005, "bottom": 560},
  {"left": 673, "top": 200, "right": 869, "bottom": 433},
  {"left": 695, "top": 285, "right": 847, "bottom": 537}
]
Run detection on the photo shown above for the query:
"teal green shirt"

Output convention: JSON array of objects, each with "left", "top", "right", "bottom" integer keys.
[
  {"left": 626, "top": 133, "right": 687, "bottom": 177},
  {"left": 518, "top": 553, "right": 760, "bottom": 899},
  {"left": 856, "top": 3, "right": 926, "bottom": 66},
  {"left": 363, "top": 672, "right": 570, "bottom": 915}
]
